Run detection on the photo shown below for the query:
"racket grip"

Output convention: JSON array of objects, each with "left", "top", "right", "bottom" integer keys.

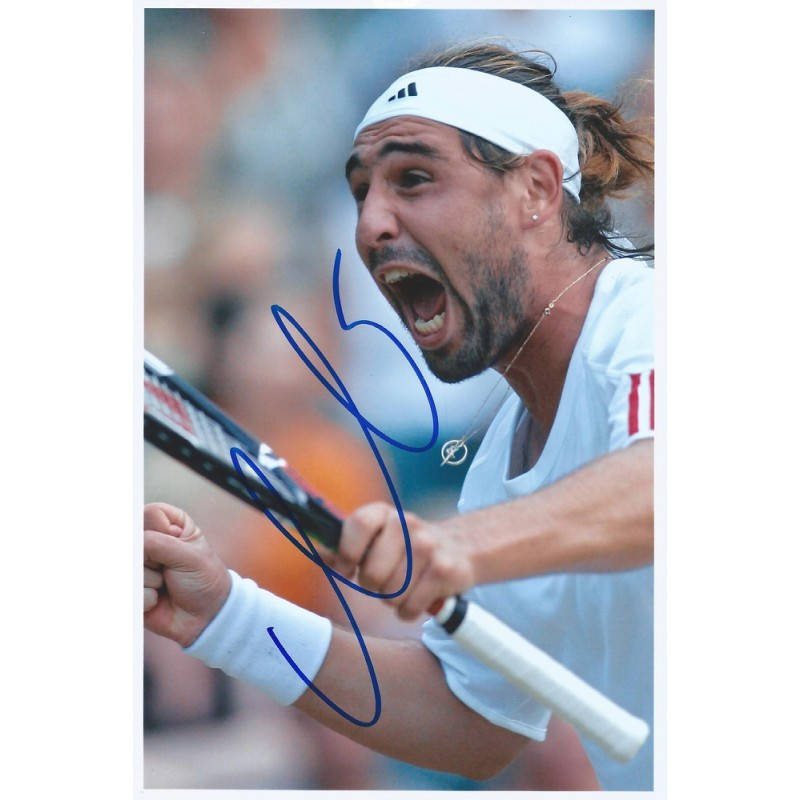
[{"left": 433, "top": 596, "right": 649, "bottom": 762}]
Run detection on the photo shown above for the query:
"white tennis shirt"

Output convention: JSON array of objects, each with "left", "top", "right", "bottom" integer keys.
[{"left": 422, "top": 257, "right": 655, "bottom": 790}]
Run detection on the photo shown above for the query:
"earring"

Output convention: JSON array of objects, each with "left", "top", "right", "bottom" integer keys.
[{"left": 531, "top": 214, "right": 539, "bottom": 222}]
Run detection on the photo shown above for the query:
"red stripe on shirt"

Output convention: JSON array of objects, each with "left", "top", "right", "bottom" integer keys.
[
  {"left": 628, "top": 373, "right": 641, "bottom": 436},
  {"left": 649, "top": 370, "right": 655, "bottom": 430}
]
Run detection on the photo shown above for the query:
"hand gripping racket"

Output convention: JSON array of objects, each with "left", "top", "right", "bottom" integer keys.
[{"left": 143, "top": 349, "right": 649, "bottom": 761}]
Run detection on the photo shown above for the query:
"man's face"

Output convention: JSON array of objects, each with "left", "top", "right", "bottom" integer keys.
[{"left": 346, "top": 116, "right": 535, "bottom": 383}]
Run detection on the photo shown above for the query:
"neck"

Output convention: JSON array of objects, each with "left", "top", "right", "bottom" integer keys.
[{"left": 497, "top": 246, "right": 609, "bottom": 433}]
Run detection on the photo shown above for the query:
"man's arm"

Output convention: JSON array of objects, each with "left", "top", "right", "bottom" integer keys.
[
  {"left": 469, "top": 437, "right": 653, "bottom": 581},
  {"left": 144, "top": 438, "right": 650, "bottom": 781},
  {"left": 294, "top": 630, "right": 530, "bottom": 780},
  {"left": 331, "top": 439, "right": 653, "bottom": 619},
  {"left": 143, "top": 503, "right": 529, "bottom": 782},
  {"left": 296, "top": 633, "right": 598, "bottom": 787}
]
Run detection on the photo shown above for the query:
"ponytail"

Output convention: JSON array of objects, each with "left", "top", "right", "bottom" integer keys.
[
  {"left": 412, "top": 42, "right": 654, "bottom": 260},
  {"left": 563, "top": 90, "right": 653, "bottom": 210}
]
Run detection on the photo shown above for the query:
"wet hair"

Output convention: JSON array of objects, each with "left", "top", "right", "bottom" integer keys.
[{"left": 411, "top": 42, "right": 654, "bottom": 260}]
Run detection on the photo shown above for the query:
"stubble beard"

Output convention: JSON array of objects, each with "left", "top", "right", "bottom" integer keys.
[{"left": 423, "top": 242, "right": 534, "bottom": 384}]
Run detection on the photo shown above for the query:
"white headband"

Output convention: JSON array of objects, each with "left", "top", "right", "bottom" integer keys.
[{"left": 354, "top": 66, "right": 582, "bottom": 201}]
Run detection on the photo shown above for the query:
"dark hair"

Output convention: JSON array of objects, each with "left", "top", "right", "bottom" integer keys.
[{"left": 411, "top": 42, "right": 654, "bottom": 260}]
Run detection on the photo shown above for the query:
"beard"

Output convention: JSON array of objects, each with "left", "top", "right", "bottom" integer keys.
[
  {"left": 422, "top": 200, "right": 534, "bottom": 383},
  {"left": 422, "top": 242, "right": 533, "bottom": 383}
]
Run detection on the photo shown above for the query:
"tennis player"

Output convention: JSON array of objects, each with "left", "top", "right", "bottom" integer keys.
[{"left": 144, "top": 42, "right": 654, "bottom": 790}]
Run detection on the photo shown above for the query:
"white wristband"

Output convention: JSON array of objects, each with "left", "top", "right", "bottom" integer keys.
[{"left": 184, "top": 569, "right": 333, "bottom": 706}]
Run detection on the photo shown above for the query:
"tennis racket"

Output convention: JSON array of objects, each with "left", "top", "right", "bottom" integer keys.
[{"left": 143, "top": 348, "right": 649, "bottom": 762}]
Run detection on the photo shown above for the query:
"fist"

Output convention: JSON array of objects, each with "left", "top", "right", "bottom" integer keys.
[
  {"left": 143, "top": 502, "right": 231, "bottom": 648},
  {"left": 331, "top": 502, "right": 478, "bottom": 620}
]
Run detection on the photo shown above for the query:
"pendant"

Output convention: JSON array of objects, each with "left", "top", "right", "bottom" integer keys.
[{"left": 440, "top": 439, "right": 468, "bottom": 466}]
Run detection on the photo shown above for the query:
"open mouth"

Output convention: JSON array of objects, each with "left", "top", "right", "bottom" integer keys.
[{"left": 380, "top": 268, "right": 448, "bottom": 339}]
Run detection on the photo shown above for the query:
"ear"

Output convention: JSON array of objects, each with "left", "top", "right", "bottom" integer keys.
[{"left": 519, "top": 150, "right": 564, "bottom": 228}]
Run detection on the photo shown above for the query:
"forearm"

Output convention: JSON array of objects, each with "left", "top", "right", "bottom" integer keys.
[
  {"left": 146, "top": 502, "right": 527, "bottom": 781},
  {"left": 294, "top": 628, "right": 528, "bottom": 780},
  {"left": 459, "top": 439, "right": 653, "bottom": 585}
]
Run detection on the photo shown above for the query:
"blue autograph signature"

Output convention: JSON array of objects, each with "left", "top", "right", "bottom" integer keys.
[{"left": 229, "top": 248, "right": 438, "bottom": 727}]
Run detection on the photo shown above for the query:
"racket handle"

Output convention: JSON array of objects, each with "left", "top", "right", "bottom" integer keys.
[{"left": 433, "top": 596, "right": 649, "bottom": 762}]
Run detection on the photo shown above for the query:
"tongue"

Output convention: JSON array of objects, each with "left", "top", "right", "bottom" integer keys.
[{"left": 409, "top": 279, "right": 446, "bottom": 322}]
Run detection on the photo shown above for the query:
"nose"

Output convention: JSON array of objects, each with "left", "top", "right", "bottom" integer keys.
[{"left": 355, "top": 184, "right": 400, "bottom": 264}]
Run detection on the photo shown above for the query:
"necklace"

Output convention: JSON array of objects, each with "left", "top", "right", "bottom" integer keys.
[{"left": 440, "top": 254, "right": 610, "bottom": 466}]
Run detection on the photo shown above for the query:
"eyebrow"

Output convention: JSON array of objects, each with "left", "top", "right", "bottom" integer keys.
[{"left": 345, "top": 140, "right": 442, "bottom": 182}]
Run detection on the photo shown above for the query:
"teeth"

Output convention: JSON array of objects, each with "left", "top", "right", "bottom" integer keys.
[
  {"left": 414, "top": 311, "right": 445, "bottom": 335},
  {"left": 382, "top": 269, "right": 412, "bottom": 285}
]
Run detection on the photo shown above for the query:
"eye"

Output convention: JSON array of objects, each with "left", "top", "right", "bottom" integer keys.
[
  {"left": 351, "top": 182, "right": 369, "bottom": 204},
  {"left": 398, "top": 169, "right": 431, "bottom": 189}
]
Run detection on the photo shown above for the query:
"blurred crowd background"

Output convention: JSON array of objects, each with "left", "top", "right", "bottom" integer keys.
[{"left": 143, "top": 7, "right": 654, "bottom": 790}]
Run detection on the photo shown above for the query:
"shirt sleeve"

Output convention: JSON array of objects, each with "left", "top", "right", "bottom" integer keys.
[
  {"left": 608, "top": 368, "right": 654, "bottom": 450},
  {"left": 587, "top": 266, "right": 655, "bottom": 451},
  {"left": 421, "top": 614, "right": 551, "bottom": 742}
]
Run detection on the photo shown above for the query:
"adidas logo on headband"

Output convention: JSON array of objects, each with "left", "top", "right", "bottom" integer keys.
[{"left": 387, "top": 82, "right": 417, "bottom": 102}]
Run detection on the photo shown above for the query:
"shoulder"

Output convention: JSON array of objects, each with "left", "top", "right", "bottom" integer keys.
[{"left": 579, "top": 258, "right": 654, "bottom": 376}]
